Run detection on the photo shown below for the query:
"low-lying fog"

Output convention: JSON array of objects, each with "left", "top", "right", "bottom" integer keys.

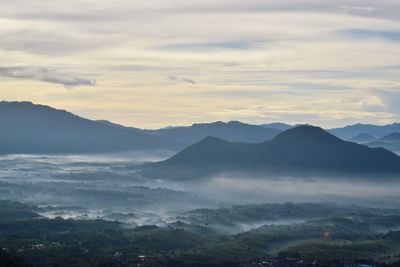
[{"left": 1, "top": 151, "right": 400, "bottom": 227}]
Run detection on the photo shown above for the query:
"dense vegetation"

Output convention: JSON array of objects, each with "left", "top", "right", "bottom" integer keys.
[{"left": 1, "top": 201, "right": 400, "bottom": 267}]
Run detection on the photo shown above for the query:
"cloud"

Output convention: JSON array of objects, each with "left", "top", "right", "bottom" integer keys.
[
  {"left": 280, "top": 82, "right": 351, "bottom": 91},
  {"left": 338, "top": 5, "right": 377, "bottom": 14},
  {"left": 0, "top": 67, "right": 95, "bottom": 87},
  {"left": 182, "top": 78, "right": 196, "bottom": 85},
  {"left": 157, "top": 41, "right": 255, "bottom": 52},
  {"left": 372, "top": 88, "right": 400, "bottom": 116},
  {"left": 169, "top": 76, "right": 196, "bottom": 85},
  {"left": 0, "top": 0, "right": 399, "bottom": 128}
]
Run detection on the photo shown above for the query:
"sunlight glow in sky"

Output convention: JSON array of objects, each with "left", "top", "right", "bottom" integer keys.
[{"left": 0, "top": 0, "right": 399, "bottom": 128}]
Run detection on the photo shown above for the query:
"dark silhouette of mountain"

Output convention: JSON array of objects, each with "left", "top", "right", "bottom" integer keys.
[
  {"left": 349, "top": 133, "right": 376, "bottom": 143},
  {"left": 261, "top": 123, "right": 293, "bottom": 131},
  {"left": 380, "top": 132, "right": 400, "bottom": 142},
  {"left": 145, "top": 121, "right": 281, "bottom": 149},
  {"left": 150, "top": 125, "right": 400, "bottom": 179},
  {"left": 329, "top": 123, "right": 400, "bottom": 140},
  {"left": 0, "top": 101, "right": 168, "bottom": 154}
]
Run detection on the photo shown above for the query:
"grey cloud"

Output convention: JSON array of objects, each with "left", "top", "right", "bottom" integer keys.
[
  {"left": 182, "top": 78, "right": 196, "bottom": 85},
  {"left": 0, "top": 29, "right": 116, "bottom": 56},
  {"left": 1, "top": 0, "right": 399, "bottom": 23},
  {"left": 0, "top": 67, "right": 96, "bottom": 87},
  {"left": 164, "top": 1, "right": 399, "bottom": 20},
  {"left": 372, "top": 89, "right": 400, "bottom": 116},
  {"left": 0, "top": 1, "right": 398, "bottom": 58},
  {"left": 169, "top": 76, "right": 196, "bottom": 85}
]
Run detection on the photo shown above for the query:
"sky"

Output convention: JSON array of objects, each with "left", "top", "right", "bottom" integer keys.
[{"left": 0, "top": 0, "right": 399, "bottom": 129}]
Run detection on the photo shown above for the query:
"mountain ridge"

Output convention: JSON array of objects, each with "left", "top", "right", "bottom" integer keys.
[
  {"left": 0, "top": 101, "right": 168, "bottom": 154},
  {"left": 145, "top": 120, "right": 282, "bottom": 149},
  {"left": 0, "top": 102, "right": 284, "bottom": 154},
  {"left": 149, "top": 125, "right": 400, "bottom": 179},
  {"left": 329, "top": 123, "right": 400, "bottom": 139}
]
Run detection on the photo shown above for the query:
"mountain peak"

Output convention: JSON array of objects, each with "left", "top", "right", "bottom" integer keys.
[
  {"left": 272, "top": 125, "right": 339, "bottom": 145},
  {"left": 198, "top": 136, "right": 228, "bottom": 144},
  {"left": 151, "top": 123, "right": 400, "bottom": 179},
  {"left": 349, "top": 133, "right": 376, "bottom": 143}
]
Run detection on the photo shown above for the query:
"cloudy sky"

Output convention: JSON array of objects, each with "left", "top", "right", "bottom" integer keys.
[{"left": 0, "top": 0, "right": 399, "bottom": 128}]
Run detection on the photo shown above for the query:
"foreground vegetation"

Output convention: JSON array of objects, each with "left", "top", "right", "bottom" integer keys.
[{"left": 1, "top": 200, "right": 400, "bottom": 267}]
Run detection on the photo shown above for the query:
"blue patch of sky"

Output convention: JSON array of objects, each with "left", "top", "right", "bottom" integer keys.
[{"left": 340, "top": 29, "right": 400, "bottom": 41}]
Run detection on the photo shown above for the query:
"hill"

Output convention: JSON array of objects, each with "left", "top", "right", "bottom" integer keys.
[
  {"left": 261, "top": 122, "right": 293, "bottom": 131},
  {"left": 381, "top": 132, "right": 400, "bottom": 142},
  {"left": 150, "top": 125, "right": 400, "bottom": 179},
  {"left": 0, "top": 101, "right": 168, "bottom": 154},
  {"left": 349, "top": 133, "right": 376, "bottom": 143},
  {"left": 329, "top": 123, "right": 400, "bottom": 139},
  {"left": 364, "top": 133, "right": 400, "bottom": 155},
  {"left": 145, "top": 121, "right": 281, "bottom": 149}
]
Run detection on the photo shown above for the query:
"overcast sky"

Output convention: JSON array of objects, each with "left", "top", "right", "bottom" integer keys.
[{"left": 0, "top": 0, "right": 399, "bottom": 128}]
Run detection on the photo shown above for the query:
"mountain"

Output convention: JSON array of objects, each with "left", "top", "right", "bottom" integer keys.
[
  {"left": 96, "top": 119, "right": 144, "bottom": 133},
  {"left": 0, "top": 101, "right": 168, "bottom": 154},
  {"left": 329, "top": 123, "right": 400, "bottom": 140},
  {"left": 380, "top": 132, "right": 400, "bottom": 142},
  {"left": 145, "top": 121, "right": 282, "bottom": 149},
  {"left": 349, "top": 133, "right": 376, "bottom": 143},
  {"left": 149, "top": 125, "right": 400, "bottom": 179},
  {"left": 362, "top": 133, "right": 400, "bottom": 155},
  {"left": 261, "top": 122, "right": 293, "bottom": 131}
]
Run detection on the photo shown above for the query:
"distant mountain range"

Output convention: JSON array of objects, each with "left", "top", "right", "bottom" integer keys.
[
  {"left": 97, "top": 119, "right": 281, "bottom": 148},
  {"left": 328, "top": 123, "right": 400, "bottom": 140},
  {"left": 0, "top": 102, "right": 280, "bottom": 154},
  {"left": 144, "top": 121, "right": 281, "bottom": 149},
  {"left": 381, "top": 133, "right": 400, "bottom": 142},
  {"left": 149, "top": 125, "right": 400, "bottom": 179},
  {"left": 349, "top": 133, "right": 376, "bottom": 144},
  {"left": 2, "top": 101, "right": 400, "bottom": 158},
  {"left": 261, "top": 123, "right": 293, "bottom": 131},
  {"left": 265, "top": 122, "right": 400, "bottom": 144},
  {"left": 0, "top": 101, "right": 168, "bottom": 154},
  {"left": 364, "top": 133, "right": 400, "bottom": 155},
  {"left": 344, "top": 131, "right": 400, "bottom": 155}
]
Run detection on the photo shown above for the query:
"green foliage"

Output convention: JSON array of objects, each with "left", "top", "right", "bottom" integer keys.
[
  {"left": 1, "top": 200, "right": 400, "bottom": 266},
  {"left": 0, "top": 200, "right": 41, "bottom": 222}
]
